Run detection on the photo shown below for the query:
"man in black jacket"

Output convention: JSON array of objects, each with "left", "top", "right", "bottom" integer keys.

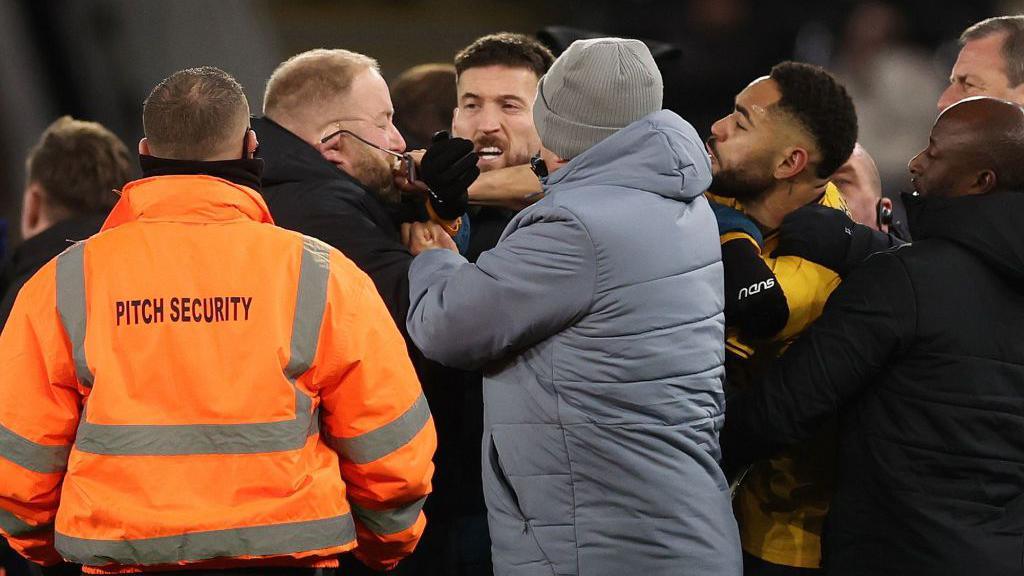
[
  {"left": 254, "top": 49, "right": 485, "bottom": 575},
  {"left": 0, "top": 116, "right": 131, "bottom": 330},
  {"left": 256, "top": 49, "right": 416, "bottom": 326},
  {"left": 722, "top": 96, "right": 1024, "bottom": 575}
]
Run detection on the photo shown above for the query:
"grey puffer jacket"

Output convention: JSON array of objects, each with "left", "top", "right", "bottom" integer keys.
[{"left": 407, "top": 109, "right": 741, "bottom": 576}]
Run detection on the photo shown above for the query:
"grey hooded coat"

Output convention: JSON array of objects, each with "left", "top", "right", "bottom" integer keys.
[{"left": 407, "top": 110, "right": 742, "bottom": 575}]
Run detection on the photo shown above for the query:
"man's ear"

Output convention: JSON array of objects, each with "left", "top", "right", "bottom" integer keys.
[
  {"left": 20, "top": 182, "right": 45, "bottom": 240},
  {"left": 773, "top": 146, "right": 810, "bottom": 180},
  {"left": 139, "top": 138, "right": 151, "bottom": 156},
  {"left": 246, "top": 129, "right": 259, "bottom": 158},
  {"left": 968, "top": 169, "right": 997, "bottom": 196},
  {"left": 1010, "top": 84, "right": 1024, "bottom": 109},
  {"left": 539, "top": 146, "right": 569, "bottom": 174},
  {"left": 878, "top": 197, "right": 894, "bottom": 232},
  {"left": 316, "top": 134, "right": 350, "bottom": 171}
]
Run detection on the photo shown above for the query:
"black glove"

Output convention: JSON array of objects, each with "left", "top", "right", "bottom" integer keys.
[
  {"left": 772, "top": 204, "right": 902, "bottom": 276},
  {"left": 420, "top": 131, "right": 478, "bottom": 220},
  {"left": 721, "top": 238, "right": 789, "bottom": 340}
]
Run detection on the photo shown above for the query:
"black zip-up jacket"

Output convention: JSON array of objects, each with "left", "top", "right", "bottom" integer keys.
[
  {"left": 253, "top": 117, "right": 486, "bottom": 533},
  {"left": 0, "top": 215, "right": 105, "bottom": 329},
  {"left": 723, "top": 191, "right": 1024, "bottom": 575}
]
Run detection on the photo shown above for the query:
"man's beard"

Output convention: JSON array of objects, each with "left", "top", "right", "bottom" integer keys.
[
  {"left": 707, "top": 166, "right": 773, "bottom": 201},
  {"left": 351, "top": 148, "right": 401, "bottom": 204}
]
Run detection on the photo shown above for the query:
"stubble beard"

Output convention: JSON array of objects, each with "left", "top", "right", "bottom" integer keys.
[
  {"left": 707, "top": 166, "right": 774, "bottom": 202},
  {"left": 352, "top": 148, "right": 401, "bottom": 204}
]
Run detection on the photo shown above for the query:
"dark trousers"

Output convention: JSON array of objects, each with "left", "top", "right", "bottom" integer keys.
[
  {"left": 1, "top": 538, "right": 39, "bottom": 576},
  {"left": 744, "top": 552, "right": 822, "bottom": 576}
]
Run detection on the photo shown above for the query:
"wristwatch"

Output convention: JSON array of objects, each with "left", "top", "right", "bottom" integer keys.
[{"left": 530, "top": 153, "right": 548, "bottom": 179}]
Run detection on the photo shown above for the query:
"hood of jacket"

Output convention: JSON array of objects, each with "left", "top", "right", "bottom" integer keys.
[
  {"left": 542, "top": 109, "right": 711, "bottom": 202},
  {"left": 101, "top": 175, "right": 274, "bottom": 231},
  {"left": 905, "top": 190, "right": 1024, "bottom": 286}
]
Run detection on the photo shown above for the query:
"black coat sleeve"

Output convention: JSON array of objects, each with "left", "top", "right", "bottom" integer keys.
[
  {"left": 721, "top": 237, "right": 789, "bottom": 340},
  {"left": 0, "top": 276, "right": 21, "bottom": 330},
  {"left": 721, "top": 251, "right": 918, "bottom": 475},
  {"left": 270, "top": 184, "right": 414, "bottom": 332}
]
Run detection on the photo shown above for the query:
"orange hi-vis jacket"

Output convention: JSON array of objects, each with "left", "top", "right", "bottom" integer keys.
[{"left": 0, "top": 174, "right": 436, "bottom": 574}]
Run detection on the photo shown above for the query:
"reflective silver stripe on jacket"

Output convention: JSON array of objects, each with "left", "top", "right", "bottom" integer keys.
[
  {"left": 0, "top": 422, "right": 70, "bottom": 473},
  {"left": 74, "top": 389, "right": 316, "bottom": 455},
  {"left": 285, "top": 237, "right": 330, "bottom": 379},
  {"left": 67, "top": 236, "right": 330, "bottom": 456},
  {"left": 55, "top": 513, "right": 356, "bottom": 566},
  {"left": 56, "top": 241, "right": 93, "bottom": 387},
  {"left": 0, "top": 508, "right": 49, "bottom": 537},
  {"left": 350, "top": 496, "right": 426, "bottom": 535},
  {"left": 325, "top": 392, "right": 431, "bottom": 464}
]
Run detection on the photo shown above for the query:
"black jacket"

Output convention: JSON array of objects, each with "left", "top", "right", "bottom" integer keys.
[
  {"left": 465, "top": 206, "right": 515, "bottom": 263},
  {"left": 0, "top": 215, "right": 105, "bottom": 329},
  {"left": 254, "top": 117, "right": 413, "bottom": 329},
  {"left": 254, "top": 117, "right": 486, "bottom": 531},
  {"left": 723, "top": 191, "right": 1024, "bottom": 575}
]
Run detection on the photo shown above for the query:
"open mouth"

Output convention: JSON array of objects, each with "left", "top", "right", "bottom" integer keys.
[
  {"left": 476, "top": 146, "right": 504, "bottom": 161},
  {"left": 705, "top": 142, "right": 717, "bottom": 163}
]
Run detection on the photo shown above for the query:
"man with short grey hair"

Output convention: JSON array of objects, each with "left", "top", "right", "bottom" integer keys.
[
  {"left": 405, "top": 38, "right": 742, "bottom": 575},
  {"left": 938, "top": 15, "right": 1024, "bottom": 110}
]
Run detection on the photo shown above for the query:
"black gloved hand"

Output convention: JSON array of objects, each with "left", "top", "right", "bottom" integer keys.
[
  {"left": 420, "top": 131, "right": 479, "bottom": 220},
  {"left": 721, "top": 238, "right": 789, "bottom": 340},
  {"left": 772, "top": 204, "right": 900, "bottom": 277}
]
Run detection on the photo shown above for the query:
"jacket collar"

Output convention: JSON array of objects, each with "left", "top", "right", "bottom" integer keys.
[
  {"left": 101, "top": 174, "right": 275, "bottom": 232},
  {"left": 252, "top": 116, "right": 395, "bottom": 207},
  {"left": 542, "top": 110, "right": 711, "bottom": 202},
  {"left": 2, "top": 215, "right": 104, "bottom": 281},
  {"left": 139, "top": 154, "right": 263, "bottom": 191},
  {"left": 253, "top": 116, "right": 353, "bottom": 184}
]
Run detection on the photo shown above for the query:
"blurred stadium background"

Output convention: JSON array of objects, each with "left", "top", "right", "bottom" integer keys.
[{"left": 0, "top": 0, "right": 1019, "bottom": 250}]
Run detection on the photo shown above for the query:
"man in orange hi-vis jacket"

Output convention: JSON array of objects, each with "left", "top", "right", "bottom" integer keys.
[{"left": 0, "top": 66, "right": 435, "bottom": 576}]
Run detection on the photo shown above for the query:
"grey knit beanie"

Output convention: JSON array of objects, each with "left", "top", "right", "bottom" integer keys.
[{"left": 533, "top": 37, "right": 663, "bottom": 160}]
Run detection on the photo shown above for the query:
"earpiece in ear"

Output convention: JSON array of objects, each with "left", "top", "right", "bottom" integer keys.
[{"left": 876, "top": 199, "right": 894, "bottom": 227}]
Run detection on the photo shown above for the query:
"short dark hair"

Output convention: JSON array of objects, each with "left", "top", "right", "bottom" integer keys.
[
  {"left": 961, "top": 16, "right": 1024, "bottom": 87},
  {"left": 455, "top": 32, "right": 555, "bottom": 79},
  {"left": 770, "top": 61, "right": 858, "bottom": 179},
  {"left": 143, "top": 66, "right": 249, "bottom": 160},
  {"left": 26, "top": 116, "right": 131, "bottom": 215}
]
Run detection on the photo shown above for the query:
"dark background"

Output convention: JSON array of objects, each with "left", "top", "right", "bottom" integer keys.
[{"left": 0, "top": 0, "right": 1015, "bottom": 251}]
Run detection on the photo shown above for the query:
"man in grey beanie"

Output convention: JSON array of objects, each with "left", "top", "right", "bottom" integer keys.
[{"left": 405, "top": 38, "right": 742, "bottom": 575}]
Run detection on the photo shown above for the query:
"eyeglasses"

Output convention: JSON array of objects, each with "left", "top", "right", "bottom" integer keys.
[
  {"left": 320, "top": 128, "right": 404, "bottom": 160},
  {"left": 320, "top": 127, "right": 417, "bottom": 182}
]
